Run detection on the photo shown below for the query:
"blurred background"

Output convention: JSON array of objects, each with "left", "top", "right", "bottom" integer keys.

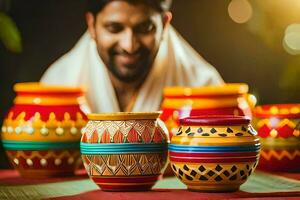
[{"left": 0, "top": 0, "right": 299, "bottom": 167}]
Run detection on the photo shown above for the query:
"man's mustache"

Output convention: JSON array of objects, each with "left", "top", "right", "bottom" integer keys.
[{"left": 109, "top": 48, "right": 149, "bottom": 56}]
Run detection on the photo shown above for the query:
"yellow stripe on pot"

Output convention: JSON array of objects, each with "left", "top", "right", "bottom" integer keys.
[
  {"left": 14, "top": 96, "right": 86, "bottom": 105},
  {"left": 162, "top": 97, "right": 246, "bottom": 109}
]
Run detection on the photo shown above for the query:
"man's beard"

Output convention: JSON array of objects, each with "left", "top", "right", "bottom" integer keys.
[{"left": 106, "top": 47, "right": 153, "bottom": 83}]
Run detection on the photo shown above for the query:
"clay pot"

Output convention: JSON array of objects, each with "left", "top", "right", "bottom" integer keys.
[
  {"left": 169, "top": 115, "right": 260, "bottom": 192},
  {"left": 253, "top": 104, "right": 300, "bottom": 172},
  {"left": 1, "top": 82, "right": 88, "bottom": 178},
  {"left": 160, "top": 83, "right": 255, "bottom": 138},
  {"left": 80, "top": 112, "right": 168, "bottom": 191}
]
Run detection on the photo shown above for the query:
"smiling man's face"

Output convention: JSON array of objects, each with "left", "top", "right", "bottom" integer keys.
[{"left": 87, "top": 1, "right": 166, "bottom": 83}]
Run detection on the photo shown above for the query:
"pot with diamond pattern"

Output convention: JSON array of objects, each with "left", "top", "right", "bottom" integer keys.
[
  {"left": 169, "top": 115, "right": 260, "bottom": 192},
  {"left": 80, "top": 112, "right": 168, "bottom": 191}
]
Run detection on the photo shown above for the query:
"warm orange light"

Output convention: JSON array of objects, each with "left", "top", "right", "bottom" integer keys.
[{"left": 228, "top": 0, "right": 253, "bottom": 24}]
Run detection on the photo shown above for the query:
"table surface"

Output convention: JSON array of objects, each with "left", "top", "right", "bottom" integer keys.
[{"left": 0, "top": 169, "right": 299, "bottom": 200}]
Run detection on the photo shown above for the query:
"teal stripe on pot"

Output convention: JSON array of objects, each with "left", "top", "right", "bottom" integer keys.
[
  {"left": 80, "top": 142, "right": 168, "bottom": 155},
  {"left": 2, "top": 140, "right": 79, "bottom": 150},
  {"left": 168, "top": 144, "right": 260, "bottom": 153}
]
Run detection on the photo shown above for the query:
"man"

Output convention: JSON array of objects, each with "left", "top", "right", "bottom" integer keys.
[{"left": 41, "top": 0, "right": 223, "bottom": 112}]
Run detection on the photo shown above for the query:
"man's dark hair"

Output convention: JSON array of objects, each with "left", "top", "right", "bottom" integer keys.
[{"left": 86, "top": 0, "right": 172, "bottom": 16}]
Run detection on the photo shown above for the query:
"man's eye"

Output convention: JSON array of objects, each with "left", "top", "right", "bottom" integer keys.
[
  {"left": 135, "top": 22, "right": 155, "bottom": 34},
  {"left": 105, "top": 24, "right": 123, "bottom": 33}
]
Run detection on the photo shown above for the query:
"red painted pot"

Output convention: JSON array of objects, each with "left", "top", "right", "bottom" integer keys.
[
  {"left": 1, "top": 82, "right": 89, "bottom": 178},
  {"left": 253, "top": 104, "right": 300, "bottom": 172}
]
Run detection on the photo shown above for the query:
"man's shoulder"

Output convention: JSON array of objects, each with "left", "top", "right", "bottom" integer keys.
[{"left": 40, "top": 57, "right": 82, "bottom": 85}]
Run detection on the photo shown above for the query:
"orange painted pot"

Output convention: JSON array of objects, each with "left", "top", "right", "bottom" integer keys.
[
  {"left": 1, "top": 82, "right": 89, "bottom": 178},
  {"left": 160, "top": 83, "right": 255, "bottom": 138},
  {"left": 80, "top": 112, "right": 169, "bottom": 191},
  {"left": 253, "top": 104, "right": 300, "bottom": 172}
]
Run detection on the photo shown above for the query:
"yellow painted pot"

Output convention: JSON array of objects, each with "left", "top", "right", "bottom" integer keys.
[
  {"left": 1, "top": 82, "right": 89, "bottom": 178},
  {"left": 169, "top": 116, "right": 260, "bottom": 192}
]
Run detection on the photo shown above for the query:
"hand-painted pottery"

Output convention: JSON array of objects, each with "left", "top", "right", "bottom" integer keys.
[
  {"left": 1, "top": 82, "right": 89, "bottom": 178},
  {"left": 169, "top": 116, "right": 260, "bottom": 192},
  {"left": 80, "top": 112, "right": 168, "bottom": 191},
  {"left": 253, "top": 104, "right": 300, "bottom": 172},
  {"left": 160, "top": 83, "right": 256, "bottom": 138}
]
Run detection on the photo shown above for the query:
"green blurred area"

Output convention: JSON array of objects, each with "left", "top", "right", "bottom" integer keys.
[{"left": 0, "top": 11, "right": 22, "bottom": 53}]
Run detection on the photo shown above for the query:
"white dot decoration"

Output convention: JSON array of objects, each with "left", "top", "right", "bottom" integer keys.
[
  {"left": 56, "top": 127, "right": 64, "bottom": 136},
  {"left": 70, "top": 127, "right": 78, "bottom": 135},
  {"left": 25, "top": 127, "right": 34, "bottom": 135},
  {"left": 7, "top": 126, "right": 14, "bottom": 133},
  {"left": 1, "top": 126, "right": 7, "bottom": 133},
  {"left": 15, "top": 127, "right": 22, "bottom": 134},
  {"left": 13, "top": 158, "right": 19, "bottom": 165},
  {"left": 40, "top": 158, "right": 47, "bottom": 166},
  {"left": 40, "top": 127, "right": 49, "bottom": 136},
  {"left": 68, "top": 157, "right": 74, "bottom": 165},
  {"left": 33, "top": 97, "right": 41, "bottom": 104},
  {"left": 54, "top": 158, "right": 62, "bottom": 166},
  {"left": 26, "top": 159, "right": 33, "bottom": 166}
]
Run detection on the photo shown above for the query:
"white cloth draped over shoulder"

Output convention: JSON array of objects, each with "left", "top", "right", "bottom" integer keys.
[{"left": 40, "top": 25, "right": 224, "bottom": 112}]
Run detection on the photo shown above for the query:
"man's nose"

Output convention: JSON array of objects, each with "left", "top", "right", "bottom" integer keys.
[{"left": 119, "top": 30, "right": 140, "bottom": 54}]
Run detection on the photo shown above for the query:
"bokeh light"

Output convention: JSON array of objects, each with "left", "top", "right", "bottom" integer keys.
[
  {"left": 283, "top": 23, "right": 300, "bottom": 55},
  {"left": 228, "top": 0, "right": 253, "bottom": 24}
]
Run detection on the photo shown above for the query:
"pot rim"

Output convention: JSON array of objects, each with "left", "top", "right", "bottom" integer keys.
[
  {"left": 180, "top": 115, "right": 251, "bottom": 126},
  {"left": 88, "top": 111, "right": 162, "bottom": 121},
  {"left": 14, "top": 82, "right": 84, "bottom": 94},
  {"left": 163, "top": 83, "right": 248, "bottom": 97}
]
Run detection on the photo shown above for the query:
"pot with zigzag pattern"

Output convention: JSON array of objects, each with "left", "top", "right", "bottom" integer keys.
[
  {"left": 253, "top": 104, "right": 300, "bottom": 172},
  {"left": 1, "top": 82, "right": 89, "bottom": 178},
  {"left": 169, "top": 115, "right": 260, "bottom": 192},
  {"left": 80, "top": 112, "right": 168, "bottom": 191}
]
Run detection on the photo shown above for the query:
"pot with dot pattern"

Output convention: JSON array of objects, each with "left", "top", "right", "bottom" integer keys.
[
  {"left": 1, "top": 82, "right": 89, "bottom": 178},
  {"left": 169, "top": 115, "right": 260, "bottom": 192}
]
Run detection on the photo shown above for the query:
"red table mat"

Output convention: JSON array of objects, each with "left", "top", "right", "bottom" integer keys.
[
  {"left": 0, "top": 169, "right": 299, "bottom": 200},
  {"left": 46, "top": 189, "right": 300, "bottom": 200}
]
